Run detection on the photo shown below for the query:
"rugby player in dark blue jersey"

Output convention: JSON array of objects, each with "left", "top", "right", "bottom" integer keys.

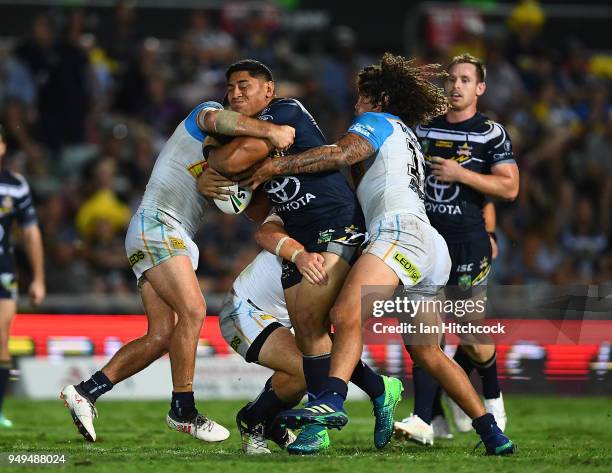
[
  {"left": 0, "top": 124, "right": 46, "bottom": 428},
  {"left": 202, "top": 60, "right": 402, "bottom": 454},
  {"left": 394, "top": 53, "right": 519, "bottom": 444}
]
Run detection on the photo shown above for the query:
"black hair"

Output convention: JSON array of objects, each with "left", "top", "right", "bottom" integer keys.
[{"left": 225, "top": 59, "right": 274, "bottom": 82}]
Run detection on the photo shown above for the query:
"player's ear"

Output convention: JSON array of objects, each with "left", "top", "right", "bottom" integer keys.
[
  {"left": 266, "top": 80, "right": 275, "bottom": 98},
  {"left": 476, "top": 81, "right": 486, "bottom": 97}
]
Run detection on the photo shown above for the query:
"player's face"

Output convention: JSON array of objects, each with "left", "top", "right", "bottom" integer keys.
[
  {"left": 226, "top": 71, "right": 274, "bottom": 117},
  {"left": 445, "top": 63, "right": 486, "bottom": 112},
  {"left": 0, "top": 137, "right": 5, "bottom": 159},
  {"left": 355, "top": 94, "right": 381, "bottom": 115}
]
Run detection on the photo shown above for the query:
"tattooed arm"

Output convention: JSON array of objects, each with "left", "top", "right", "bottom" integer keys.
[{"left": 240, "top": 133, "right": 374, "bottom": 189}]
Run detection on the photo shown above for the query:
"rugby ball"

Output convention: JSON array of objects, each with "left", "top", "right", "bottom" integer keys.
[{"left": 213, "top": 184, "right": 253, "bottom": 214}]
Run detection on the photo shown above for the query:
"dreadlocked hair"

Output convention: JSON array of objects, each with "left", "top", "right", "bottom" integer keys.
[{"left": 357, "top": 53, "right": 448, "bottom": 126}]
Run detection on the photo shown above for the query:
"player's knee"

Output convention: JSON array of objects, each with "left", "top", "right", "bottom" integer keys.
[
  {"left": 180, "top": 299, "right": 206, "bottom": 325},
  {"left": 408, "top": 344, "right": 439, "bottom": 365},
  {"left": 329, "top": 304, "right": 360, "bottom": 332},
  {"left": 147, "top": 331, "right": 172, "bottom": 353},
  {"left": 292, "top": 309, "right": 327, "bottom": 338},
  {"left": 462, "top": 344, "right": 494, "bottom": 363}
]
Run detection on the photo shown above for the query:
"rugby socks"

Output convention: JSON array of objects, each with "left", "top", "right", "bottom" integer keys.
[
  {"left": 0, "top": 361, "right": 10, "bottom": 413},
  {"left": 170, "top": 391, "right": 197, "bottom": 420},
  {"left": 453, "top": 346, "right": 475, "bottom": 377},
  {"left": 303, "top": 354, "right": 331, "bottom": 401},
  {"left": 350, "top": 360, "right": 385, "bottom": 400},
  {"left": 244, "top": 377, "right": 294, "bottom": 426},
  {"left": 474, "top": 351, "right": 501, "bottom": 400},
  {"left": 318, "top": 376, "right": 348, "bottom": 410},
  {"left": 77, "top": 370, "right": 114, "bottom": 403},
  {"left": 431, "top": 385, "right": 444, "bottom": 418},
  {"left": 412, "top": 365, "right": 439, "bottom": 424}
]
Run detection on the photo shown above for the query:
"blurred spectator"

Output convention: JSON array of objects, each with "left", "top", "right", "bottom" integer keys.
[
  {"left": 0, "top": 1, "right": 609, "bottom": 296},
  {"left": 75, "top": 159, "right": 130, "bottom": 242}
]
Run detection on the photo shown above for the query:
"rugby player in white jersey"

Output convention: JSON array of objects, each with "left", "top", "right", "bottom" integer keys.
[
  {"left": 243, "top": 53, "right": 516, "bottom": 455},
  {"left": 60, "top": 101, "right": 295, "bottom": 443}
]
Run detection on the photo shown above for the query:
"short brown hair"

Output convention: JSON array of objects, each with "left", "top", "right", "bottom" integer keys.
[{"left": 447, "top": 53, "right": 486, "bottom": 82}]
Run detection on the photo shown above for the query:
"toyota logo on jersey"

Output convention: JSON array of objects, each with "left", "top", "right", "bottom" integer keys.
[
  {"left": 424, "top": 175, "right": 462, "bottom": 215},
  {"left": 265, "top": 177, "right": 301, "bottom": 203},
  {"left": 425, "top": 175, "right": 460, "bottom": 203}
]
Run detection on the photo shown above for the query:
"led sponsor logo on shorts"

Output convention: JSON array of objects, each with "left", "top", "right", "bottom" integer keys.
[{"left": 392, "top": 251, "right": 422, "bottom": 283}]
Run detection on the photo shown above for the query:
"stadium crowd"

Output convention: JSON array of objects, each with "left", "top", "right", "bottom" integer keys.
[{"left": 0, "top": 0, "right": 610, "bottom": 296}]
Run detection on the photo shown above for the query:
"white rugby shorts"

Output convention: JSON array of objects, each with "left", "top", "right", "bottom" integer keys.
[
  {"left": 125, "top": 208, "right": 199, "bottom": 283},
  {"left": 364, "top": 213, "right": 451, "bottom": 295}
]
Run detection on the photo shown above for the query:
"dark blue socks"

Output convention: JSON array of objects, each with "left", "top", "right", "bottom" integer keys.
[
  {"left": 350, "top": 360, "right": 385, "bottom": 400},
  {"left": 78, "top": 370, "right": 113, "bottom": 403},
  {"left": 244, "top": 377, "right": 294, "bottom": 425},
  {"left": 412, "top": 365, "right": 439, "bottom": 424},
  {"left": 171, "top": 391, "right": 197, "bottom": 420}
]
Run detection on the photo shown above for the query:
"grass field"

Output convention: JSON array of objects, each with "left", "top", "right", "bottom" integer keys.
[{"left": 1, "top": 396, "right": 611, "bottom": 472}]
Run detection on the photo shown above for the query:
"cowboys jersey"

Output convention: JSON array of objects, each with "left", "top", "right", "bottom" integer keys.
[
  {"left": 259, "top": 98, "right": 364, "bottom": 244},
  {"left": 415, "top": 112, "right": 515, "bottom": 240},
  {"left": 0, "top": 171, "right": 37, "bottom": 273}
]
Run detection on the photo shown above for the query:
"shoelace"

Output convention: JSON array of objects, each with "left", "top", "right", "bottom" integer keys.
[
  {"left": 194, "top": 414, "right": 216, "bottom": 432},
  {"left": 246, "top": 423, "right": 268, "bottom": 449}
]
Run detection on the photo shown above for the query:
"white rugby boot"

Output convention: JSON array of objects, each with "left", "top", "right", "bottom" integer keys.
[
  {"left": 393, "top": 414, "right": 434, "bottom": 446},
  {"left": 432, "top": 415, "right": 454, "bottom": 439},
  {"left": 166, "top": 410, "right": 230, "bottom": 442},
  {"left": 484, "top": 393, "right": 507, "bottom": 432},
  {"left": 235, "top": 404, "right": 271, "bottom": 454},
  {"left": 60, "top": 385, "right": 98, "bottom": 442},
  {"left": 443, "top": 392, "right": 472, "bottom": 432}
]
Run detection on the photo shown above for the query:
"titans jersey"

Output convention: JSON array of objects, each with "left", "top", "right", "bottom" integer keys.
[
  {"left": 140, "top": 101, "right": 223, "bottom": 236},
  {"left": 415, "top": 113, "right": 515, "bottom": 239},
  {"left": 0, "top": 171, "right": 37, "bottom": 273},
  {"left": 260, "top": 98, "right": 363, "bottom": 242},
  {"left": 347, "top": 112, "right": 428, "bottom": 229}
]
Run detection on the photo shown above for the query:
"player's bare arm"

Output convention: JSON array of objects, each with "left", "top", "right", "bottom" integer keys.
[
  {"left": 197, "top": 108, "right": 295, "bottom": 150},
  {"left": 482, "top": 201, "right": 498, "bottom": 259},
  {"left": 431, "top": 157, "right": 519, "bottom": 201},
  {"left": 21, "top": 224, "right": 46, "bottom": 306},
  {"left": 255, "top": 218, "right": 328, "bottom": 286},
  {"left": 207, "top": 137, "right": 275, "bottom": 176},
  {"left": 240, "top": 133, "right": 374, "bottom": 189}
]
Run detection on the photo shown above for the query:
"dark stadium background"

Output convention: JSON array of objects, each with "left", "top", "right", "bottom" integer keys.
[{"left": 0, "top": 0, "right": 610, "bottom": 398}]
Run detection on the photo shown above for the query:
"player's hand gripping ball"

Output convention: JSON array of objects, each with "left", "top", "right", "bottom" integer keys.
[{"left": 213, "top": 184, "right": 252, "bottom": 214}]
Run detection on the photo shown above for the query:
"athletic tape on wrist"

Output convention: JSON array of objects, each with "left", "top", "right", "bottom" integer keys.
[
  {"left": 275, "top": 237, "right": 290, "bottom": 257},
  {"left": 291, "top": 249, "right": 304, "bottom": 263}
]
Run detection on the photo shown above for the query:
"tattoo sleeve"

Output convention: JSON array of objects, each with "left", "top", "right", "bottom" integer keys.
[{"left": 274, "top": 133, "right": 374, "bottom": 175}]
